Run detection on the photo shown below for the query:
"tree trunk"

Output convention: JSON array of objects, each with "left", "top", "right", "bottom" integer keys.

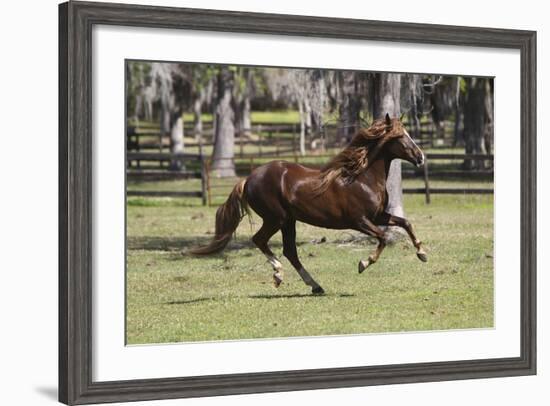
[
  {"left": 241, "top": 95, "right": 251, "bottom": 137},
  {"left": 158, "top": 98, "right": 171, "bottom": 156},
  {"left": 193, "top": 90, "right": 203, "bottom": 141},
  {"left": 372, "top": 73, "right": 405, "bottom": 220},
  {"left": 453, "top": 77, "right": 463, "bottom": 147},
  {"left": 310, "top": 70, "right": 325, "bottom": 137},
  {"left": 304, "top": 98, "right": 312, "bottom": 137},
  {"left": 170, "top": 113, "right": 185, "bottom": 170},
  {"left": 211, "top": 68, "right": 236, "bottom": 177},
  {"left": 408, "top": 76, "right": 421, "bottom": 140},
  {"left": 483, "top": 79, "right": 494, "bottom": 157},
  {"left": 241, "top": 68, "right": 252, "bottom": 138},
  {"left": 463, "top": 78, "right": 488, "bottom": 169},
  {"left": 430, "top": 82, "right": 447, "bottom": 142},
  {"left": 160, "top": 103, "right": 171, "bottom": 136},
  {"left": 298, "top": 100, "right": 306, "bottom": 156},
  {"left": 144, "top": 88, "right": 153, "bottom": 121},
  {"left": 338, "top": 71, "right": 361, "bottom": 144}
]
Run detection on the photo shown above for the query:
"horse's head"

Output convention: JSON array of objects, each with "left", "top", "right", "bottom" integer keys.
[
  {"left": 317, "top": 115, "right": 425, "bottom": 193},
  {"left": 376, "top": 113, "right": 425, "bottom": 167}
]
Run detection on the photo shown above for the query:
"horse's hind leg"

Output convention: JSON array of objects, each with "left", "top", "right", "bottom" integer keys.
[
  {"left": 252, "top": 221, "right": 284, "bottom": 287},
  {"left": 376, "top": 212, "right": 427, "bottom": 262},
  {"left": 281, "top": 220, "right": 324, "bottom": 295},
  {"left": 357, "top": 217, "right": 387, "bottom": 273}
]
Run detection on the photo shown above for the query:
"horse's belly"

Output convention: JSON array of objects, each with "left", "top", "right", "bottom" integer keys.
[
  {"left": 289, "top": 185, "right": 385, "bottom": 229},
  {"left": 287, "top": 192, "right": 351, "bottom": 229},
  {"left": 292, "top": 209, "right": 349, "bottom": 229}
]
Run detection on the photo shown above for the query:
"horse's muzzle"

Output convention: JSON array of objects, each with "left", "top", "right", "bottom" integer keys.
[{"left": 415, "top": 153, "right": 425, "bottom": 167}]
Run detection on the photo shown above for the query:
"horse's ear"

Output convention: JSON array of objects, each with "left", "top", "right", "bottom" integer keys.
[{"left": 385, "top": 113, "right": 391, "bottom": 126}]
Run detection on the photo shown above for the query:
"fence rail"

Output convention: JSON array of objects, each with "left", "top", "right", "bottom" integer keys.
[
  {"left": 127, "top": 190, "right": 204, "bottom": 198},
  {"left": 205, "top": 152, "right": 494, "bottom": 205},
  {"left": 125, "top": 148, "right": 493, "bottom": 207},
  {"left": 128, "top": 115, "right": 468, "bottom": 162},
  {"left": 126, "top": 153, "right": 207, "bottom": 205}
]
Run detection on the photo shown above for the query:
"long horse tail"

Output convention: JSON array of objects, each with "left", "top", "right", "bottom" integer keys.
[{"left": 190, "top": 179, "right": 250, "bottom": 255}]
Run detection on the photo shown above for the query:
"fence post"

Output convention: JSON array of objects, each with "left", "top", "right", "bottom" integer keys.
[
  {"left": 239, "top": 128, "right": 244, "bottom": 158},
  {"left": 205, "top": 159, "right": 212, "bottom": 206},
  {"left": 275, "top": 128, "right": 279, "bottom": 156},
  {"left": 159, "top": 132, "right": 164, "bottom": 168},
  {"left": 200, "top": 156, "right": 207, "bottom": 206},
  {"left": 429, "top": 121, "right": 435, "bottom": 149},
  {"left": 198, "top": 136, "right": 203, "bottom": 157},
  {"left": 292, "top": 124, "right": 296, "bottom": 155},
  {"left": 135, "top": 133, "right": 140, "bottom": 169},
  {"left": 258, "top": 124, "right": 262, "bottom": 157},
  {"left": 423, "top": 156, "right": 431, "bottom": 204}
]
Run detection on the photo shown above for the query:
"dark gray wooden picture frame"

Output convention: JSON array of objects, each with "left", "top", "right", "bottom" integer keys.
[{"left": 59, "top": 1, "right": 537, "bottom": 404}]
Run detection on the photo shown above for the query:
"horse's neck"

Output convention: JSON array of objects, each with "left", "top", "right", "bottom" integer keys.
[{"left": 359, "top": 157, "right": 392, "bottom": 189}]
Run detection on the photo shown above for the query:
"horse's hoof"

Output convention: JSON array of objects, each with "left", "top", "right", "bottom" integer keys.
[
  {"left": 273, "top": 272, "right": 283, "bottom": 288},
  {"left": 312, "top": 286, "right": 325, "bottom": 295},
  {"left": 416, "top": 251, "right": 428, "bottom": 262},
  {"left": 358, "top": 258, "right": 373, "bottom": 274}
]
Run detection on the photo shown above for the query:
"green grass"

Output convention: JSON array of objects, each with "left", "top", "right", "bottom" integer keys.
[
  {"left": 250, "top": 110, "right": 300, "bottom": 124},
  {"left": 182, "top": 113, "right": 214, "bottom": 123},
  {"left": 133, "top": 110, "right": 300, "bottom": 129},
  {"left": 126, "top": 191, "right": 494, "bottom": 344}
]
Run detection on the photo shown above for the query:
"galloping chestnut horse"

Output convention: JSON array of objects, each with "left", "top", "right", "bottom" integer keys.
[{"left": 192, "top": 114, "right": 427, "bottom": 294}]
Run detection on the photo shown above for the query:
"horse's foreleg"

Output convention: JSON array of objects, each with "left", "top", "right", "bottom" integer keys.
[
  {"left": 358, "top": 238, "right": 386, "bottom": 273},
  {"left": 358, "top": 217, "right": 387, "bottom": 273},
  {"left": 252, "top": 222, "right": 284, "bottom": 287},
  {"left": 281, "top": 221, "right": 324, "bottom": 295},
  {"left": 377, "top": 213, "right": 427, "bottom": 262}
]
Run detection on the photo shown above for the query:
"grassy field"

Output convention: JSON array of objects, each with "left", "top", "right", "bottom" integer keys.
[
  {"left": 126, "top": 111, "right": 494, "bottom": 344},
  {"left": 126, "top": 191, "right": 494, "bottom": 345}
]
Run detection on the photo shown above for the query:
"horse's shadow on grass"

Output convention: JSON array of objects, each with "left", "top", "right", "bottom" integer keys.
[
  {"left": 166, "top": 297, "right": 216, "bottom": 305},
  {"left": 128, "top": 236, "right": 218, "bottom": 252},
  {"left": 249, "top": 293, "right": 356, "bottom": 300},
  {"left": 166, "top": 292, "right": 355, "bottom": 305},
  {"left": 128, "top": 235, "right": 306, "bottom": 256}
]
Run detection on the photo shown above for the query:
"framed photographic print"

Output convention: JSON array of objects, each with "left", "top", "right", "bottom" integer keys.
[{"left": 59, "top": 1, "right": 536, "bottom": 404}]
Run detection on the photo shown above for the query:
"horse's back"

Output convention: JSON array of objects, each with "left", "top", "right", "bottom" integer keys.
[
  {"left": 247, "top": 161, "right": 315, "bottom": 185},
  {"left": 245, "top": 161, "right": 316, "bottom": 220}
]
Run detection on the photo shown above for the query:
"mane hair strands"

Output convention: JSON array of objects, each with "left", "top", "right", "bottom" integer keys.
[{"left": 315, "top": 117, "right": 404, "bottom": 193}]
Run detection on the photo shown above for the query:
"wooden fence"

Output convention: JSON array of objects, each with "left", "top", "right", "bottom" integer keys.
[
  {"left": 127, "top": 124, "right": 300, "bottom": 157},
  {"left": 205, "top": 153, "right": 493, "bottom": 206},
  {"left": 126, "top": 152, "right": 208, "bottom": 205},
  {"left": 128, "top": 117, "right": 462, "bottom": 159},
  {"left": 126, "top": 118, "right": 490, "bottom": 207},
  {"left": 402, "top": 153, "right": 493, "bottom": 204}
]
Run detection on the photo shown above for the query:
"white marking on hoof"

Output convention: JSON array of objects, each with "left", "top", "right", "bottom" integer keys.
[
  {"left": 358, "top": 257, "right": 375, "bottom": 274},
  {"left": 416, "top": 249, "right": 428, "bottom": 262},
  {"left": 273, "top": 271, "right": 283, "bottom": 288},
  {"left": 266, "top": 255, "right": 283, "bottom": 271}
]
